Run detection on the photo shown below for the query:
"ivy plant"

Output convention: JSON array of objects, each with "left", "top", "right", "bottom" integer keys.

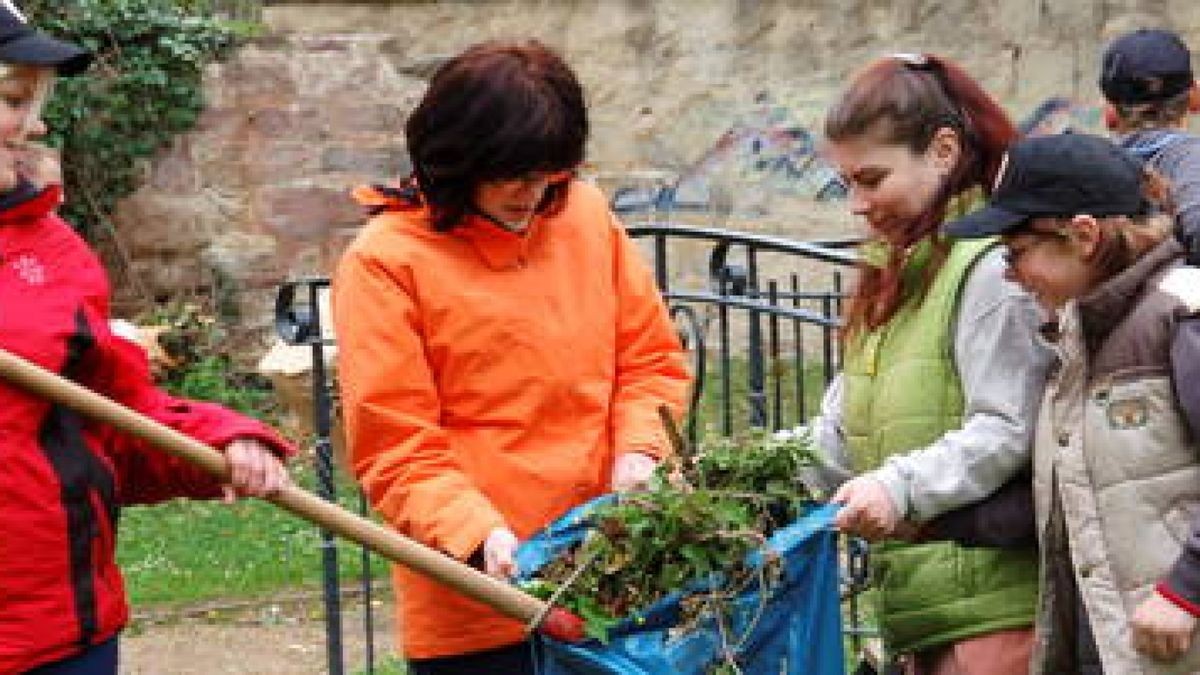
[{"left": 24, "top": 0, "right": 253, "bottom": 239}]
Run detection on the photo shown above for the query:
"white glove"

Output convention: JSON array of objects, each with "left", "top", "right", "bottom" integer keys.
[
  {"left": 611, "top": 452, "right": 658, "bottom": 492},
  {"left": 483, "top": 527, "right": 520, "bottom": 579}
]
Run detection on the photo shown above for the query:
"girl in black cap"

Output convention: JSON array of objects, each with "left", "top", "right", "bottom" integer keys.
[
  {"left": 949, "top": 131, "right": 1200, "bottom": 674},
  {"left": 0, "top": 6, "right": 294, "bottom": 674},
  {"left": 805, "top": 53, "right": 1052, "bottom": 673}
]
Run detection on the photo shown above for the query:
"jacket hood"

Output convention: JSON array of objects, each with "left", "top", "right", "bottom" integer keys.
[{"left": 1076, "top": 237, "right": 1185, "bottom": 353}]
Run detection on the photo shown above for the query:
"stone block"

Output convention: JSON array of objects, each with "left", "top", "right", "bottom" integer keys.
[
  {"left": 146, "top": 140, "right": 202, "bottom": 192},
  {"left": 253, "top": 144, "right": 325, "bottom": 183},
  {"left": 128, "top": 255, "right": 208, "bottom": 298},
  {"left": 259, "top": 186, "right": 362, "bottom": 241},
  {"left": 224, "top": 54, "right": 300, "bottom": 105},
  {"left": 202, "top": 232, "right": 286, "bottom": 289},
  {"left": 319, "top": 146, "right": 409, "bottom": 177},
  {"left": 322, "top": 103, "right": 408, "bottom": 139},
  {"left": 113, "top": 193, "right": 217, "bottom": 257},
  {"left": 246, "top": 105, "right": 327, "bottom": 143}
]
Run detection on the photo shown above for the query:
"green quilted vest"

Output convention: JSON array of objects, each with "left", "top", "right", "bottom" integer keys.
[{"left": 843, "top": 237, "right": 1038, "bottom": 654}]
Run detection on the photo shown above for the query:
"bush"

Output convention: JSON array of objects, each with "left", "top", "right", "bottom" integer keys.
[
  {"left": 25, "top": 0, "right": 251, "bottom": 239},
  {"left": 138, "top": 299, "right": 279, "bottom": 422}
]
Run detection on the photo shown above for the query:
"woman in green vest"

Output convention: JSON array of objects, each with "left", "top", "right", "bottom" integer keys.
[{"left": 810, "top": 53, "right": 1053, "bottom": 673}]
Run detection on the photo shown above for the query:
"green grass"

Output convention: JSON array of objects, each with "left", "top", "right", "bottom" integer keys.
[{"left": 118, "top": 462, "right": 389, "bottom": 606}]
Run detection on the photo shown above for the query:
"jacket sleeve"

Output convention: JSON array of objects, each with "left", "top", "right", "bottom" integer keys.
[
  {"left": 798, "top": 374, "right": 854, "bottom": 498},
  {"left": 920, "top": 471, "right": 1037, "bottom": 549},
  {"left": 1162, "top": 315, "right": 1200, "bottom": 606},
  {"left": 1165, "top": 141, "right": 1200, "bottom": 265},
  {"left": 86, "top": 325, "right": 295, "bottom": 506},
  {"left": 332, "top": 246, "right": 506, "bottom": 561},
  {"left": 609, "top": 216, "right": 692, "bottom": 460}
]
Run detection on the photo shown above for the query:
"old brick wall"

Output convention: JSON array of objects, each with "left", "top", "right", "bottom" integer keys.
[{"left": 111, "top": 0, "right": 1200, "bottom": 341}]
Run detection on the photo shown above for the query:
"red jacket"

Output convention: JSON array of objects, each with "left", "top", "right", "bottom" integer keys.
[{"left": 0, "top": 187, "right": 293, "bottom": 673}]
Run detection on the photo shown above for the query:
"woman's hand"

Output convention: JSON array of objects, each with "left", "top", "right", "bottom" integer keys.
[
  {"left": 611, "top": 452, "right": 658, "bottom": 492},
  {"left": 483, "top": 527, "right": 520, "bottom": 579},
  {"left": 832, "top": 476, "right": 900, "bottom": 540},
  {"left": 1131, "top": 590, "right": 1197, "bottom": 661},
  {"left": 220, "top": 438, "right": 290, "bottom": 503}
]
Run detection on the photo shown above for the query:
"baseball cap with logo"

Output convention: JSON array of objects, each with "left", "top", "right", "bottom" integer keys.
[
  {"left": 944, "top": 133, "right": 1152, "bottom": 238},
  {"left": 0, "top": 1, "right": 91, "bottom": 76},
  {"left": 1100, "top": 28, "right": 1194, "bottom": 104}
]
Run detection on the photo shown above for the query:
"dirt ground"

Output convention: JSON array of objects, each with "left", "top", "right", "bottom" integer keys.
[{"left": 121, "top": 593, "right": 396, "bottom": 675}]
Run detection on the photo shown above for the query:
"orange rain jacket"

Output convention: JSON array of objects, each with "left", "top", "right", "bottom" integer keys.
[{"left": 332, "top": 181, "right": 690, "bottom": 658}]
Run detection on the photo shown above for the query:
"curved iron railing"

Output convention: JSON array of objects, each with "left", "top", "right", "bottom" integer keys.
[{"left": 628, "top": 224, "right": 856, "bottom": 437}]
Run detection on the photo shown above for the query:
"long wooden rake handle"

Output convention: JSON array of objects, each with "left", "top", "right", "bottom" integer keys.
[{"left": 0, "top": 347, "right": 583, "bottom": 642}]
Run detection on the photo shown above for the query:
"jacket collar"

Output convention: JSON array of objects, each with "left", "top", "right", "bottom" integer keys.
[
  {"left": 1075, "top": 237, "right": 1185, "bottom": 351},
  {"left": 354, "top": 184, "right": 544, "bottom": 270},
  {"left": 451, "top": 212, "right": 546, "bottom": 270},
  {"left": 0, "top": 182, "right": 61, "bottom": 226}
]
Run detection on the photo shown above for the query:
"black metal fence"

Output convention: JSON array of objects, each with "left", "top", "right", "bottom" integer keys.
[{"left": 274, "top": 223, "right": 866, "bottom": 674}]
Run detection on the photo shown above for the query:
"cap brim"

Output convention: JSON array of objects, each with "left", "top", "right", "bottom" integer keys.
[
  {"left": 0, "top": 33, "right": 92, "bottom": 76},
  {"left": 943, "top": 204, "right": 1028, "bottom": 238}
]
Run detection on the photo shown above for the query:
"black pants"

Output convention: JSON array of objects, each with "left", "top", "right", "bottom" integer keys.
[
  {"left": 25, "top": 638, "right": 118, "bottom": 675},
  {"left": 407, "top": 642, "right": 535, "bottom": 675}
]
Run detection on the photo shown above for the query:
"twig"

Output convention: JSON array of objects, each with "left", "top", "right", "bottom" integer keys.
[
  {"left": 657, "top": 404, "right": 692, "bottom": 467},
  {"left": 705, "top": 590, "right": 744, "bottom": 675},
  {"left": 529, "top": 535, "right": 604, "bottom": 636}
]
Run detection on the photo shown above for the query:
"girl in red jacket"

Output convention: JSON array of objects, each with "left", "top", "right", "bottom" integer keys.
[{"left": 0, "top": 6, "right": 293, "bottom": 673}]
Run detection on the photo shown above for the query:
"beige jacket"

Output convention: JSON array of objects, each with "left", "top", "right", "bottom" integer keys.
[{"left": 1032, "top": 240, "right": 1200, "bottom": 674}]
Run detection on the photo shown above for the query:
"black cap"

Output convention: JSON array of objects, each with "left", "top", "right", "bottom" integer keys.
[
  {"left": 0, "top": 2, "right": 91, "bottom": 76},
  {"left": 1100, "top": 28, "right": 1193, "bottom": 104},
  {"left": 945, "top": 134, "right": 1151, "bottom": 238}
]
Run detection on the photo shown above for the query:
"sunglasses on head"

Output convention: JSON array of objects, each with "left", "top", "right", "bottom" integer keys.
[{"left": 887, "top": 53, "right": 971, "bottom": 136}]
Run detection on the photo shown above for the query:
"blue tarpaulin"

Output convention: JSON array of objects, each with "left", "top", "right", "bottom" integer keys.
[{"left": 516, "top": 501, "right": 844, "bottom": 675}]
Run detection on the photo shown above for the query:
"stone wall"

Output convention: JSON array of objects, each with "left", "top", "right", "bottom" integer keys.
[{"left": 111, "top": 0, "right": 1200, "bottom": 341}]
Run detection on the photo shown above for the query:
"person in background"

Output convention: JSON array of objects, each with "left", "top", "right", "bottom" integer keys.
[
  {"left": 0, "top": 3, "right": 295, "bottom": 675},
  {"left": 811, "top": 52, "right": 1052, "bottom": 674},
  {"left": 945, "top": 131, "right": 1200, "bottom": 674},
  {"left": 332, "top": 40, "right": 689, "bottom": 675},
  {"left": 1100, "top": 27, "right": 1200, "bottom": 264}
]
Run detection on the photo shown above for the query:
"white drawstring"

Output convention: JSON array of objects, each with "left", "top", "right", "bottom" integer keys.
[{"left": 1, "top": 0, "right": 27, "bottom": 23}]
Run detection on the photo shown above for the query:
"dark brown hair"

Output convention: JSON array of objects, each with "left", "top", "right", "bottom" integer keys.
[
  {"left": 824, "top": 54, "right": 1018, "bottom": 336},
  {"left": 1083, "top": 168, "right": 1175, "bottom": 280},
  {"left": 404, "top": 40, "right": 588, "bottom": 231}
]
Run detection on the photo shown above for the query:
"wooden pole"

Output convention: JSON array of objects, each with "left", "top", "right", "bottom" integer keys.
[{"left": 0, "top": 347, "right": 582, "bottom": 642}]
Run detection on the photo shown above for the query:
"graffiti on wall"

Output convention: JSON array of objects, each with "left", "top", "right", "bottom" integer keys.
[
  {"left": 1019, "top": 96, "right": 1104, "bottom": 137},
  {"left": 610, "top": 94, "right": 1106, "bottom": 218}
]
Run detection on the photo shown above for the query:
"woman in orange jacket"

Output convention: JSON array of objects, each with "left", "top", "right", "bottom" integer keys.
[{"left": 332, "top": 40, "right": 690, "bottom": 674}]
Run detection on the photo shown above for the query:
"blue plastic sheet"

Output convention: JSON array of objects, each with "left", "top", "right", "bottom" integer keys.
[{"left": 516, "top": 501, "right": 844, "bottom": 675}]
